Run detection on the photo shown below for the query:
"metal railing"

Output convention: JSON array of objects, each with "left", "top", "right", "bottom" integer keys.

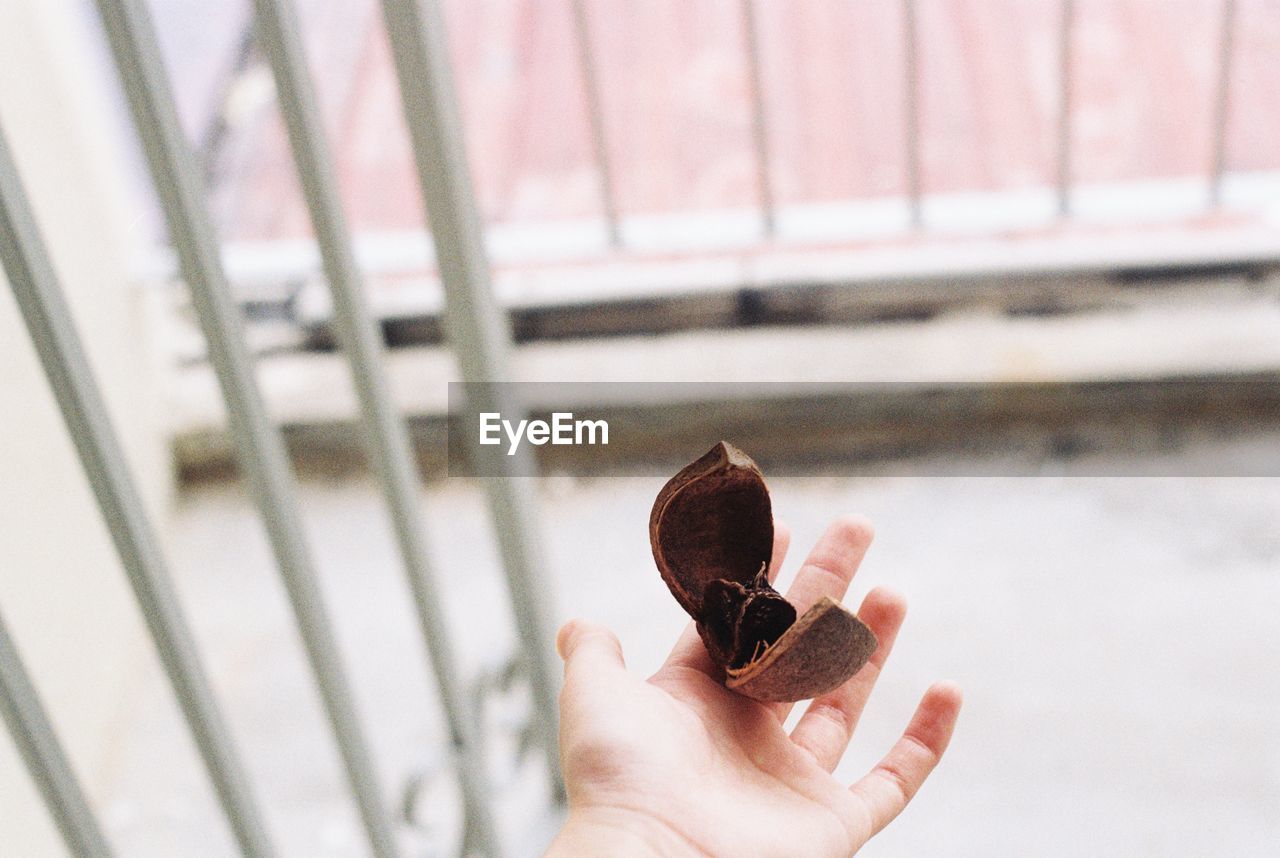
[
  {"left": 0, "top": 1, "right": 1255, "bottom": 856},
  {"left": 1, "top": 0, "right": 560, "bottom": 856},
  {"left": 562, "top": 0, "right": 1242, "bottom": 246},
  {"left": 0, "top": 121, "right": 274, "bottom": 857},
  {"left": 569, "top": 0, "right": 621, "bottom": 248},
  {"left": 151, "top": 0, "right": 1259, "bottom": 329},
  {"left": 784, "top": 0, "right": 1241, "bottom": 236},
  {"left": 1209, "top": 0, "right": 1238, "bottom": 207},
  {"left": 902, "top": 0, "right": 923, "bottom": 228},
  {"left": 0, "top": 612, "right": 114, "bottom": 858}
]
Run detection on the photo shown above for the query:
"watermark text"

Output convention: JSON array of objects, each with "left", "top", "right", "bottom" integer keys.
[{"left": 479, "top": 412, "right": 609, "bottom": 455}]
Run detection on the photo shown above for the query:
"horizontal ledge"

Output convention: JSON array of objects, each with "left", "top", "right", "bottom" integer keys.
[
  {"left": 170, "top": 297, "right": 1280, "bottom": 478},
  {"left": 144, "top": 169, "right": 1280, "bottom": 292},
  {"left": 174, "top": 373, "right": 1280, "bottom": 481}
]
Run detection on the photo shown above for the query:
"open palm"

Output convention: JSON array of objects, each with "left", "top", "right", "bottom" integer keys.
[{"left": 547, "top": 516, "right": 962, "bottom": 857}]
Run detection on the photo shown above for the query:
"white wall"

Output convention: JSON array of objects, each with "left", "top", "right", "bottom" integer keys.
[{"left": 0, "top": 1, "right": 172, "bottom": 854}]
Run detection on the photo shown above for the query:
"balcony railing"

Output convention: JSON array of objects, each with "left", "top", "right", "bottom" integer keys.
[
  {"left": 0, "top": 2, "right": 1271, "bottom": 857},
  {"left": 2, "top": 1, "right": 560, "bottom": 856}
]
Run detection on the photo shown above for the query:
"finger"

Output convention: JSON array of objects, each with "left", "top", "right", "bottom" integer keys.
[
  {"left": 557, "top": 619, "right": 625, "bottom": 682},
  {"left": 657, "top": 521, "right": 792, "bottom": 677},
  {"left": 555, "top": 620, "right": 630, "bottom": 764},
  {"left": 784, "top": 515, "right": 875, "bottom": 614},
  {"left": 789, "top": 587, "right": 908, "bottom": 771},
  {"left": 848, "top": 681, "right": 963, "bottom": 839},
  {"left": 770, "top": 515, "right": 875, "bottom": 721},
  {"left": 768, "top": 520, "right": 792, "bottom": 581}
]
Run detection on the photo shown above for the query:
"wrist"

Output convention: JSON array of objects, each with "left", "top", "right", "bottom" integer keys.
[{"left": 546, "top": 806, "right": 703, "bottom": 857}]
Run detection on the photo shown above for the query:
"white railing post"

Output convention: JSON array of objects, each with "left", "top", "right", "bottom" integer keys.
[
  {"left": 378, "top": 0, "right": 565, "bottom": 804},
  {"left": 93, "top": 1, "right": 401, "bottom": 854}
]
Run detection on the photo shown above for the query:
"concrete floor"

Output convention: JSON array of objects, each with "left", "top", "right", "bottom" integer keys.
[{"left": 97, "top": 438, "right": 1280, "bottom": 856}]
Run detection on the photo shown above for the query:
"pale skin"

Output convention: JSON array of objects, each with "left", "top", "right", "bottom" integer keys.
[{"left": 546, "top": 516, "right": 962, "bottom": 857}]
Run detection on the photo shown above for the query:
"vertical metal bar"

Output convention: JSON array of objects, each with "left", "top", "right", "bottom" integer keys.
[
  {"left": 570, "top": 0, "right": 622, "bottom": 248},
  {"left": 902, "top": 0, "right": 923, "bottom": 228},
  {"left": 249, "top": 0, "right": 503, "bottom": 854},
  {"left": 1057, "top": 0, "right": 1075, "bottom": 217},
  {"left": 740, "top": 0, "right": 776, "bottom": 236},
  {"left": 1209, "top": 0, "right": 1237, "bottom": 207},
  {"left": 0, "top": 611, "right": 115, "bottom": 858},
  {"left": 0, "top": 126, "right": 273, "bottom": 858},
  {"left": 91, "top": 2, "right": 400, "bottom": 855},
  {"left": 378, "top": 0, "right": 564, "bottom": 802}
]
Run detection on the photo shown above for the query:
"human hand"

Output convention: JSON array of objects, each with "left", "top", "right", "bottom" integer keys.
[{"left": 546, "top": 516, "right": 962, "bottom": 857}]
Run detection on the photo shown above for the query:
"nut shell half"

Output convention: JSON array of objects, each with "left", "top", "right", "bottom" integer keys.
[
  {"left": 726, "top": 597, "right": 878, "bottom": 702},
  {"left": 650, "top": 441, "right": 774, "bottom": 615}
]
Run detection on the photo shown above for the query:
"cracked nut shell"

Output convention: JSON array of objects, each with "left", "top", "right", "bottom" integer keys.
[{"left": 650, "top": 442, "right": 878, "bottom": 702}]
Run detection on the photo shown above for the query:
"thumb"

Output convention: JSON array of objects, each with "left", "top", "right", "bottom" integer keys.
[{"left": 556, "top": 619, "right": 625, "bottom": 678}]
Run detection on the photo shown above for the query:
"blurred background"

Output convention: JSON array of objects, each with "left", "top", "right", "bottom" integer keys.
[{"left": 1, "top": 0, "right": 1278, "bottom": 856}]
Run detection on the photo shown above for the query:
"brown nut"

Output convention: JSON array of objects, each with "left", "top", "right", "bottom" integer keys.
[{"left": 650, "top": 442, "right": 878, "bottom": 702}]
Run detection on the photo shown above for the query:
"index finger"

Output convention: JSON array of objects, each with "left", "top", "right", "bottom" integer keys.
[
  {"left": 782, "top": 515, "right": 875, "bottom": 616},
  {"left": 769, "top": 515, "right": 875, "bottom": 721}
]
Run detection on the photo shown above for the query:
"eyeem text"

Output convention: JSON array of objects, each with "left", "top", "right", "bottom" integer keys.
[{"left": 479, "top": 412, "right": 609, "bottom": 456}]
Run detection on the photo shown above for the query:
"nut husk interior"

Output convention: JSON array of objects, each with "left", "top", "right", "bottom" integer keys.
[{"left": 649, "top": 442, "right": 774, "bottom": 615}]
